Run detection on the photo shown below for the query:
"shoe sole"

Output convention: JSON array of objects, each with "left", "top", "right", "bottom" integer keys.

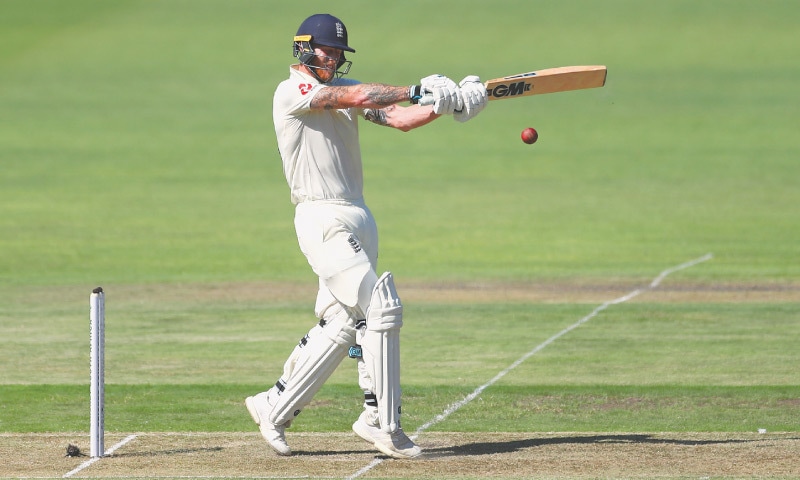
[
  {"left": 245, "top": 396, "right": 291, "bottom": 456},
  {"left": 352, "top": 421, "right": 421, "bottom": 459}
]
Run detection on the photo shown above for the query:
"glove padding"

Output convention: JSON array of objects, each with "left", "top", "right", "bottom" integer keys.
[
  {"left": 419, "top": 74, "right": 462, "bottom": 115},
  {"left": 454, "top": 75, "right": 488, "bottom": 123}
]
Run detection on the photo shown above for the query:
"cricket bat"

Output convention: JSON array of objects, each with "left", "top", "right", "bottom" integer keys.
[{"left": 420, "top": 65, "right": 607, "bottom": 104}]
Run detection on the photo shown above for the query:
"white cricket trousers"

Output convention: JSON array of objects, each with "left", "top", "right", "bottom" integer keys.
[{"left": 294, "top": 198, "right": 379, "bottom": 313}]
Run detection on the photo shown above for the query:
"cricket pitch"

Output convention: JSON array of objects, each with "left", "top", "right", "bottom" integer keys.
[{"left": 4, "top": 431, "right": 799, "bottom": 479}]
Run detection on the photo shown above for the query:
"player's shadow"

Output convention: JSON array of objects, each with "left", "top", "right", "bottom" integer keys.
[
  {"left": 293, "top": 447, "right": 386, "bottom": 457},
  {"left": 291, "top": 434, "right": 773, "bottom": 458},
  {"left": 110, "top": 446, "right": 224, "bottom": 457},
  {"left": 425, "top": 434, "right": 758, "bottom": 457}
]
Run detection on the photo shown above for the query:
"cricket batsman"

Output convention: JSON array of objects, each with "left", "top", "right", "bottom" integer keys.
[{"left": 245, "top": 13, "right": 488, "bottom": 458}]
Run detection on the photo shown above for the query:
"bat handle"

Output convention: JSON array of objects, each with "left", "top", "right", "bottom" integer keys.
[{"left": 417, "top": 94, "right": 434, "bottom": 106}]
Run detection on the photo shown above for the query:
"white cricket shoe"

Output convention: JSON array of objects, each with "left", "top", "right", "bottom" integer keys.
[
  {"left": 352, "top": 410, "right": 422, "bottom": 459},
  {"left": 245, "top": 393, "right": 291, "bottom": 456}
]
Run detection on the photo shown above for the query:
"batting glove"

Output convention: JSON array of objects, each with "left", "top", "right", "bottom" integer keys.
[
  {"left": 454, "top": 75, "right": 488, "bottom": 123},
  {"left": 419, "top": 74, "right": 463, "bottom": 115}
]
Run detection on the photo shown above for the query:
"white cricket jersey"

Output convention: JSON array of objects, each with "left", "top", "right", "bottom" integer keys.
[{"left": 273, "top": 66, "right": 365, "bottom": 204}]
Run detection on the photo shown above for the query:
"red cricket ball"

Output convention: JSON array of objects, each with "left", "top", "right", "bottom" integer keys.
[{"left": 521, "top": 127, "right": 538, "bottom": 144}]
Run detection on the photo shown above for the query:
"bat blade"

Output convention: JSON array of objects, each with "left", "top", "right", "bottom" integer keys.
[{"left": 485, "top": 65, "right": 607, "bottom": 101}]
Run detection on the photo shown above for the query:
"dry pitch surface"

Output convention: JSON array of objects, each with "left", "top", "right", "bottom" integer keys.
[{"left": 5, "top": 431, "right": 800, "bottom": 479}]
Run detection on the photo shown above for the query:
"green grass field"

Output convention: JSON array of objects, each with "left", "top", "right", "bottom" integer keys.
[{"left": 1, "top": 1, "right": 798, "bottom": 478}]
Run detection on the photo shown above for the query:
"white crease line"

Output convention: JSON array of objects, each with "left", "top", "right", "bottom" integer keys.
[
  {"left": 345, "top": 253, "right": 713, "bottom": 479},
  {"left": 63, "top": 434, "right": 138, "bottom": 478},
  {"left": 650, "top": 253, "right": 713, "bottom": 289},
  {"left": 347, "top": 457, "right": 385, "bottom": 480}
]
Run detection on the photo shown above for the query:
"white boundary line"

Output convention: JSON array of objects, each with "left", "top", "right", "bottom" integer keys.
[
  {"left": 346, "top": 253, "right": 713, "bottom": 480},
  {"left": 63, "top": 434, "right": 138, "bottom": 478}
]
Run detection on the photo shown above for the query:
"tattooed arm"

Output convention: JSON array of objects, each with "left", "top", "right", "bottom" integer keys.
[
  {"left": 310, "top": 83, "right": 440, "bottom": 131},
  {"left": 364, "top": 104, "right": 439, "bottom": 132},
  {"left": 310, "top": 83, "right": 409, "bottom": 110}
]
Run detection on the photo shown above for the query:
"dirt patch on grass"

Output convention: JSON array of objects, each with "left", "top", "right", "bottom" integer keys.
[
  {"left": 11, "top": 279, "right": 799, "bottom": 309},
  {"left": 120, "top": 279, "right": 800, "bottom": 304},
  {"left": 4, "top": 432, "right": 798, "bottom": 479},
  {"left": 401, "top": 280, "right": 800, "bottom": 304}
]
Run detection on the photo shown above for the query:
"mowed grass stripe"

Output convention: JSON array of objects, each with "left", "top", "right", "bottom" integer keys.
[
  {"left": 1, "top": 296, "right": 797, "bottom": 386},
  {"left": 2, "top": 384, "right": 797, "bottom": 434}
]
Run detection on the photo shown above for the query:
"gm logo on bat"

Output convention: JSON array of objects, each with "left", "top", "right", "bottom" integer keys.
[{"left": 487, "top": 81, "right": 532, "bottom": 99}]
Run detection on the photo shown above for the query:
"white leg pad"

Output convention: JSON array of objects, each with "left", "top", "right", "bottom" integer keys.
[
  {"left": 360, "top": 329, "right": 401, "bottom": 432},
  {"left": 359, "top": 272, "right": 403, "bottom": 433},
  {"left": 268, "top": 303, "right": 356, "bottom": 426}
]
